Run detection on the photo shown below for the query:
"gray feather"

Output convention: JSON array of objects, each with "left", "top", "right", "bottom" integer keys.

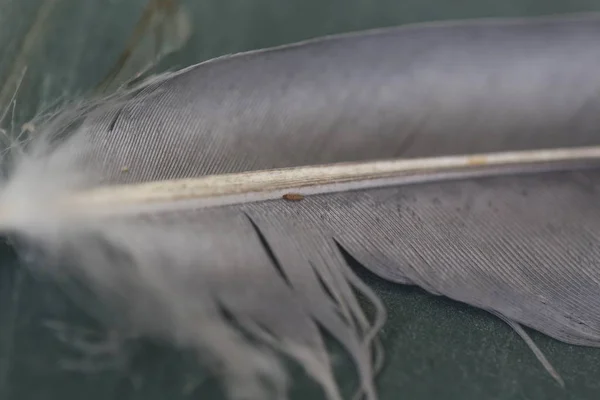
[{"left": 2, "top": 12, "right": 600, "bottom": 400}]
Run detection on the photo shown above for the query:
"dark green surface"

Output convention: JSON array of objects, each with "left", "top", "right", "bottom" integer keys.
[{"left": 1, "top": 1, "right": 600, "bottom": 399}]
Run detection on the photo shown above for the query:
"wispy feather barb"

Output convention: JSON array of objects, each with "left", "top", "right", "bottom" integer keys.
[{"left": 3, "top": 12, "right": 600, "bottom": 400}]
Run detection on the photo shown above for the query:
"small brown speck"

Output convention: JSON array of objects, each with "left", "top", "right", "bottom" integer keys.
[
  {"left": 282, "top": 193, "right": 304, "bottom": 201},
  {"left": 121, "top": 166, "right": 130, "bottom": 173}
]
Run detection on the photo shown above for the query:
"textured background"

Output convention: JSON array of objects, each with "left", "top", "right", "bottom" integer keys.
[{"left": 1, "top": 0, "right": 600, "bottom": 399}]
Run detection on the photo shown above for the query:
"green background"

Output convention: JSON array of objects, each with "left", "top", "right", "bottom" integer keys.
[{"left": 1, "top": 1, "right": 600, "bottom": 399}]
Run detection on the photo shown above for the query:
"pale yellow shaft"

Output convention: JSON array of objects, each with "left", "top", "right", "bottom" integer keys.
[{"left": 62, "top": 145, "right": 600, "bottom": 216}]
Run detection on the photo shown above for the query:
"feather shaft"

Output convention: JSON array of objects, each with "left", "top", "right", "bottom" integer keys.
[{"left": 64, "top": 145, "right": 600, "bottom": 214}]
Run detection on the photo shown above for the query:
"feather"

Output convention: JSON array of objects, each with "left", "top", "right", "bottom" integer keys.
[{"left": 2, "top": 12, "right": 600, "bottom": 400}]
